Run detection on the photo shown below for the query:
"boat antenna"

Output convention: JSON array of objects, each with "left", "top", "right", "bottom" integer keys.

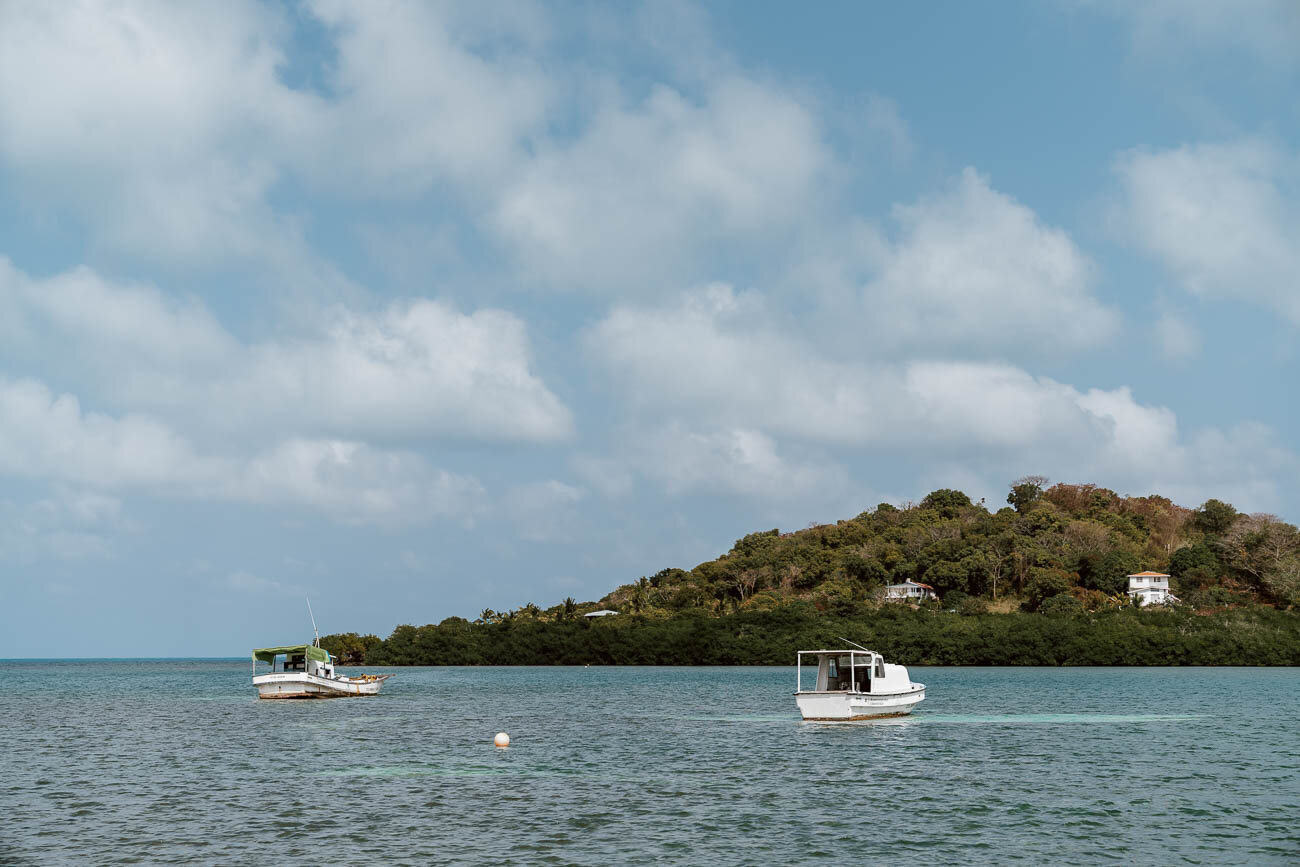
[
  {"left": 307, "top": 595, "right": 320, "bottom": 647},
  {"left": 839, "top": 637, "right": 872, "bottom": 653}
]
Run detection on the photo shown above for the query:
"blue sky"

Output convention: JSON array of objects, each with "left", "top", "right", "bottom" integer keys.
[{"left": 1, "top": 0, "right": 1298, "bottom": 656}]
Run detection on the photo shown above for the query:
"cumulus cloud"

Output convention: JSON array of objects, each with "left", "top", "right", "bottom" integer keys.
[
  {"left": 219, "top": 300, "right": 574, "bottom": 443},
  {"left": 587, "top": 285, "right": 1113, "bottom": 449},
  {"left": 0, "top": 0, "right": 315, "bottom": 264},
  {"left": 627, "top": 424, "right": 841, "bottom": 501},
  {"left": 0, "top": 376, "right": 488, "bottom": 526},
  {"left": 0, "top": 259, "right": 573, "bottom": 444},
  {"left": 494, "top": 75, "right": 832, "bottom": 292},
  {"left": 220, "top": 439, "right": 488, "bottom": 526},
  {"left": 860, "top": 168, "right": 1120, "bottom": 356},
  {"left": 585, "top": 285, "right": 1296, "bottom": 507},
  {"left": 304, "top": 0, "right": 553, "bottom": 193},
  {"left": 0, "top": 377, "right": 210, "bottom": 489},
  {"left": 1115, "top": 139, "right": 1300, "bottom": 323}
]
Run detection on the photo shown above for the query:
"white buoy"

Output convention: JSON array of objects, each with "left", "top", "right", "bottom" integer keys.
[{"left": 494, "top": 732, "right": 510, "bottom": 748}]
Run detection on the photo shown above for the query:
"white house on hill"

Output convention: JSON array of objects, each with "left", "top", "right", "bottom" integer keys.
[
  {"left": 1127, "top": 571, "right": 1176, "bottom": 606},
  {"left": 583, "top": 609, "right": 618, "bottom": 618},
  {"left": 884, "top": 580, "right": 937, "bottom": 602}
]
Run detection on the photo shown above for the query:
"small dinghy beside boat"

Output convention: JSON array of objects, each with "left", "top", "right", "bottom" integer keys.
[{"left": 794, "top": 640, "right": 924, "bottom": 720}]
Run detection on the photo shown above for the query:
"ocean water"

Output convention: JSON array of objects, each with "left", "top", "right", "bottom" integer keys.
[{"left": 1, "top": 663, "right": 1297, "bottom": 865}]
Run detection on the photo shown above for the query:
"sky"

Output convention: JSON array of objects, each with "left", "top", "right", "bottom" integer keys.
[{"left": 1, "top": 0, "right": 1298, "bottom": 657}]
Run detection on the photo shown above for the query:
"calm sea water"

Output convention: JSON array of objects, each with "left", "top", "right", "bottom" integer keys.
[{"left": 2, "top": 663, "right": 1297, "bottom": 865}]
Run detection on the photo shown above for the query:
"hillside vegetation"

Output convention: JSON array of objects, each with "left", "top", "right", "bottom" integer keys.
[{"left": 322, "top": 479, "right": 1300, "bottom": 666}]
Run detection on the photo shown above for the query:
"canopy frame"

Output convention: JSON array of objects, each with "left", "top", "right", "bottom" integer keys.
[{"left": 252, "top": 644, "right": 330, "bottom": 665}]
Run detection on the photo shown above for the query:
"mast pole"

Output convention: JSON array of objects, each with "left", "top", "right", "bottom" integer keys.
[{"left": 307, "top": 595, "right": 320, "bottom": 647}]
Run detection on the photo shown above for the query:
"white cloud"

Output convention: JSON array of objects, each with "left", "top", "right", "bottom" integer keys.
[
  {"left": 0, "top": 488, "right": 128, "bottom": 563},
  {"left": 304, "top": 0, "right": 553, "bottom": 194},
  {"left": 586, "top": 285, "right": 1113, "bottom": 449},
  {"left": 1115, "top": 139, "right": 1300, "bottom": 323},
  {"left": 0, "top": 259, "right": 573, "bottom": 444},
  {"left": 221, "top": 439, "right": 488, "bottom": 527},
  {"left": 0, "top": 258, "right": 233, "bottom": 367},
  {"left": 0, "top": 377, "right": 210, "bottom": 489},
  {"left": 627, "top": 424, "right": 840, "bottom": 501},
  {"left": 0, "top": 377, "right": 488, "bottom": 526},
  {"left": 585, "top": 285, "right": 1296, "bottom": 508},
  {"left": 219, "top": 300, "right": 574, "bottom": 443},
  {"left": 1082, "top": 0, "right": 1300, "bottom": 67},
  {"left": 0, "top": 0, "right": 315, "bottom": 265},
  {"left": 861, "top": 168, "right": 1120, "bottom": 355},
  {"left": 494, "top": 76, "right": 832, "bottom": 292}
]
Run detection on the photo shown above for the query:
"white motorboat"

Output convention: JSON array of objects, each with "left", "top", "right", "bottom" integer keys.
[
  {"left": 251, "top": 643, "right": 393, "bottom": 699},
  {"left": 794, "top": 641, "right": 924, "bottom": 720}
]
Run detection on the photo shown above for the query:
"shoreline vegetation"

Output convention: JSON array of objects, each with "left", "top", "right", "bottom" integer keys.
[{"left": 322, "top": 480, "right": 1300, "bottom": 667}]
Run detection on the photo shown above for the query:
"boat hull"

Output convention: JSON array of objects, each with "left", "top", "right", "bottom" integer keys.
[
  {"left": 795, "top": 685, "right": 925, "bottom": 720},
  {"left": 253, "top": 672, "right": 390, "bottom": 699}
]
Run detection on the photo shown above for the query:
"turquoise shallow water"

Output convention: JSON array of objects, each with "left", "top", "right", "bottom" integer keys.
[{"left": 2, "top": 663, "right": 1297, "bottom": 865}]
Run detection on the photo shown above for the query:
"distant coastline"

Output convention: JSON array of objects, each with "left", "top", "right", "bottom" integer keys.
[
  {"left": 322, "top": 605, "right": 1299, "bottom": 667},
  {"left": 324, "top": 481, "right": 1299, "bottom": 667}
]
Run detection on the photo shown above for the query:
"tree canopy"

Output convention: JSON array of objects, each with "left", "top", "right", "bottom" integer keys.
[{"left": 327, "top": 480, "right": 1300, "bottom": 666}]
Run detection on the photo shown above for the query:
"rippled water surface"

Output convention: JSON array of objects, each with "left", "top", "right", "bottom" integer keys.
[{"left": 2, "top": 663, "right": 1297, "bottom": 864}]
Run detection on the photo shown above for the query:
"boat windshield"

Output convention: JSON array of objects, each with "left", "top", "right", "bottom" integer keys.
[{"left": 796, "top": 650, "right": 879, "bottom": 692}]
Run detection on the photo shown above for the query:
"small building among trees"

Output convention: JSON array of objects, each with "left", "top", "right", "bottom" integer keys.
[
  {"left": 1127, "top": 571, "right": 1176, "bottom": 606},
  {"left": 884, "top": 580, "right": 937, "bottom": 602}
]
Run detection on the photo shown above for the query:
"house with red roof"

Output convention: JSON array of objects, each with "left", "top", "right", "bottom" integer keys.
[{"left": 884, "top": 579, "right": 937, "bottom": 602}]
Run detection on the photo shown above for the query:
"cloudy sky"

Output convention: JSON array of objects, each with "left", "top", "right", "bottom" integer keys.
[{"left": 2, "top": 0, "right": 1298, "bottom": 656}]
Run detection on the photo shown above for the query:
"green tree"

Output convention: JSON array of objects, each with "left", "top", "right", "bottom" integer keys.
[
  {"left": 1081, "top": 550, "right": 1141, "bottom": 595},
  {"left": 921, "top": 488, "right": 972, "bottom": 518},
  {"left": 1007, "top": 475, "right": 1048, "bottom": 513},
  {"left": 1194, "top": 499, "right": 1239, "bottom": 537},
  {"left": 1024, "top": 567, "right": 1072, "bottom": 611},
  {"left": 1169, "top": 543, "right": 1219, "bottom": 582},
  {"left": 1039, "top": 593, "right": 1082, "bottom": 616}
]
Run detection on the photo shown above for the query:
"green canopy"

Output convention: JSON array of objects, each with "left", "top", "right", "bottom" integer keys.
[{"left": 252, "top": 644, "right": 330, "bottom": 664}]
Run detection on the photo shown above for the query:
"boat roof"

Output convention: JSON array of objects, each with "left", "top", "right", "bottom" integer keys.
[
  {"left": 799, "top": 648, "right": 880, "bottom": 656},
  {"left": 252, "top": 644, "right": 329, "bottom": 663}
]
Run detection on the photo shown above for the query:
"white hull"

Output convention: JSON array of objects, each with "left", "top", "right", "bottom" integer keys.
[
  {"left": 795, "top": 685, "right": 925, "bottom": 720},
  {"left": 253, "top": 672, "right": 391, "bottom": 699}
]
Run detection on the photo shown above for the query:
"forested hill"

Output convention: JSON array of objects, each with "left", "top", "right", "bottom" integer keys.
[{"left": 321, "top": 480, "right": 1300, "bottom": 666}]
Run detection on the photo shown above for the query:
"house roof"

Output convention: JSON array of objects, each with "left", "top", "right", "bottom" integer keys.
[
  {"left": 583, "top": 609, "right": 618, "bottom": 617},
  {"left": 1127, "top": 571, "right": 1170, "bottom": 578},
  {"left": 886, "top": 580, "right": 934, "bottom": 590}
]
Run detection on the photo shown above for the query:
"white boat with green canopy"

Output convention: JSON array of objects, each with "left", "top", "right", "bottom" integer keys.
[
  {"left": 251, "top": 643, "right": 393, "bottom": 699},
  {"left": 252, "top": 603, "right": 392, "bottom": 699}
]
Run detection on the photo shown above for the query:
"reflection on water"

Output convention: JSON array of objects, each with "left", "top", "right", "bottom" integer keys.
[{"left": 2, "top": 663, "right": 1298, "bottom": 864}]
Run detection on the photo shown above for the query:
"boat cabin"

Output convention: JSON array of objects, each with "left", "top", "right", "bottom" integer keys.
[
  {"left": 796, "top": 649, "right": 903, "bottom": 695},
  {"left": 251, "top": 644, "right": 334, "bottom": 679}
]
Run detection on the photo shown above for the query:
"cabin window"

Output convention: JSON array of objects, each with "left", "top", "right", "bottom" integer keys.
[
  {"left": 875, "top": 659, "right": 885, "bottom": 679},
  {"left": 826, "top": 659, "right": 838, "bottom": 678}
]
